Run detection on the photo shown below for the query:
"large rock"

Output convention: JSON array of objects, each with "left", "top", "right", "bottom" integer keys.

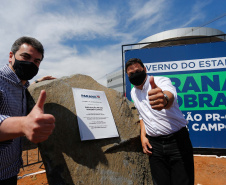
[{"left": 28, "top": 74, "right": 152, "bottom": 185}]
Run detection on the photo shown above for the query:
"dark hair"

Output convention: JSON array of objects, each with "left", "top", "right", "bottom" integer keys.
[
  {"left": 125, "top": 58, "right": 144, "bottom": 73},
  {"left": 11, "top": 36, "right": 44, "bottom": 60}
]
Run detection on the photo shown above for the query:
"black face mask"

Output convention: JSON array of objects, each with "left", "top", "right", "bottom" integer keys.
[
  {"left": 13, "top": 57, "right": 39, "bottom": 81},
  {"left": 128, "top": 70, "right": 147, "bottom": 86}
]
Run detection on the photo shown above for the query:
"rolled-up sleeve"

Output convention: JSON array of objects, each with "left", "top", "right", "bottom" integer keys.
[
  {"left": 155, "top": 77, "right": 177, "bottom": 98},
  {"left": 0, "top": 90, "right": 10, "bottom": 124},
  {"left": 0, "top": 115, "right": 10, "bottom": 124}
]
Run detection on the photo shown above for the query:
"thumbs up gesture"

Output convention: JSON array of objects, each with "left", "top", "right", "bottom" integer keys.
[
  {"left": 148, "top": 76, "right": 166, "bottom": 111},
  {"left": 22, "top": 90, "right": 55, "bottom": 143}
]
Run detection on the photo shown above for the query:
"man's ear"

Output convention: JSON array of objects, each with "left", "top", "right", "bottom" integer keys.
[
  {"left": 9, "top": 51, "right": 14, "bottom": 64},
  {"left": 144, "top": 66, "right": 147, "bottom": 73}
]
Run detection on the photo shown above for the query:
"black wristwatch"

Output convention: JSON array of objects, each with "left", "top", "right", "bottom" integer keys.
[
  {"left": 35, "top": 80, "right": 39, "bottom": 83},
  {"left": 163, "top": 93, "right": 169, "bottom": 107}
]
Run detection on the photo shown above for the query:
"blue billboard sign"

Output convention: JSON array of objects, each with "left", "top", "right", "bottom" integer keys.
[{"left": 125, "top": 41, "right": 226, "bottom": 148}]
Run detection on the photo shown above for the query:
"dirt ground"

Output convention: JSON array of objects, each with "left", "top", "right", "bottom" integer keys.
[{"left": 17, "top": 148, "right": 226, "bottom": 185}]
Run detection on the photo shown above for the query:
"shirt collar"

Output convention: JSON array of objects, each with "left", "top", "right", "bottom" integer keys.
[
  {"left": 143, "top": 75, "right": 150, "bottom": 90},
  {"left": 2, "top": 64, "right": 30, "bottom": 88}
]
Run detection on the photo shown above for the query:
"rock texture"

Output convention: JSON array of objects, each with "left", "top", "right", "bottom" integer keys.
[{"left": 28, "top": 74, "right": 152, "bottom": 185}]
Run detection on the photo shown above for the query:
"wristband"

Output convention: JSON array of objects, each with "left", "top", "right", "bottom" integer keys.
[{"left": 163, "top": 93, "right": 169, "bottom": 107}]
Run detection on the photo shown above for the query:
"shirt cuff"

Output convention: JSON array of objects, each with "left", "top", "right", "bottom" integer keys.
[{"left": 0, "top": 115, "right": 10, "bottom": 124}]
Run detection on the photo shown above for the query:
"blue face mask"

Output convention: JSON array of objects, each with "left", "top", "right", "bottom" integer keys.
[
  {"left": 13, "top": 57, "right": 39, "bottom": 80},
  {"left": 128, "top": 70, "right": 146, "bottom": 86}
]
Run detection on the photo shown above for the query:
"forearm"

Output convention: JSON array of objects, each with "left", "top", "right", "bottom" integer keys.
[
  {"left": 0, "top": 117, "right": 25, "bottom": 141},
  {"left": 140, "top": 119, "right": 146, "bottom": 138},
  {"left": 139, "top": 119, "right": 152, "bottom": 155}
]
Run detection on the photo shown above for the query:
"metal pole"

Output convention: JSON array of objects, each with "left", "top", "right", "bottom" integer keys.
[{"left": 121, "top": 45, "right": 125, "bottom": 96}]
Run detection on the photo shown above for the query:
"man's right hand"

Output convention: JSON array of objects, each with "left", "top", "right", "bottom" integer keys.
[
  {"left": 141, "top": 135, "right": 152, "bottom": 156},
  {"left": 22, "top": 90, "right": 55, "bottom": 143},
  {"left": 148, "top": 76, "right": 166, "bottom": 110}
]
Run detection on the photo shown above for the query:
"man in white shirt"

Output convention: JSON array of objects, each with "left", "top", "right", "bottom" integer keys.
[{"left": 126, "top": 58, "right": 194, "bottom": 185}]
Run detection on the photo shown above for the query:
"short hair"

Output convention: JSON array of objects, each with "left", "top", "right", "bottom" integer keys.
[
  {"left": 125, "top": 58, "right": 144, "bottom": 73},
  {"left": 11, "top": 36, "right": 44, "bottom": 60}
]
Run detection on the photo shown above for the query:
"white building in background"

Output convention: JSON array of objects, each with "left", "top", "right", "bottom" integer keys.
[
  {"left": 107, "top": 27, "right": 225, "bottom": 93},
  {"left": 106, "top": 69, "right": 123, "bottom": 93}
]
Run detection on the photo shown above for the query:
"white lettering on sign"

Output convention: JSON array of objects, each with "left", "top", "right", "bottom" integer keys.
[
  {"left": 192, "top": 123, "right": 225, "bottom": 131},
  {"left": 145, "top": 57, "right": 226, "bottom": 73}
]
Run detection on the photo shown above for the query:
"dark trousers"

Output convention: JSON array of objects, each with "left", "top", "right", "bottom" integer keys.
[
  {"left": 147, "top": 127, "right": 194, "bottom": 185},
  {"left": 0, "top": 176, "right": 17, "bottom": 185}
]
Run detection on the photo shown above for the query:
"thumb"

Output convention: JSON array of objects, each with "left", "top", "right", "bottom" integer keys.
[
  {"left": 149, "top": 76, "right": 157, "bottom": 89},
  {"left": 35, "top": 90, "right": 46, "bottom": 111}
]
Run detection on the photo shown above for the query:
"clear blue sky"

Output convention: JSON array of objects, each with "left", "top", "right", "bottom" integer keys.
[{"left": 0, "top": 0, "right": 225, "bottom": 86}]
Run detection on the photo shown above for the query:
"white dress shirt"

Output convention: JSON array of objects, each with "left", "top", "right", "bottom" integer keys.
[{"left": 131, "top": 75, "right": 188, "bottom": 137}]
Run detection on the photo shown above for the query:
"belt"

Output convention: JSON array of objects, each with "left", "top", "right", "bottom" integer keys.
[{"left": 146, "top": 127, "right": 188, "bottom": 141}]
